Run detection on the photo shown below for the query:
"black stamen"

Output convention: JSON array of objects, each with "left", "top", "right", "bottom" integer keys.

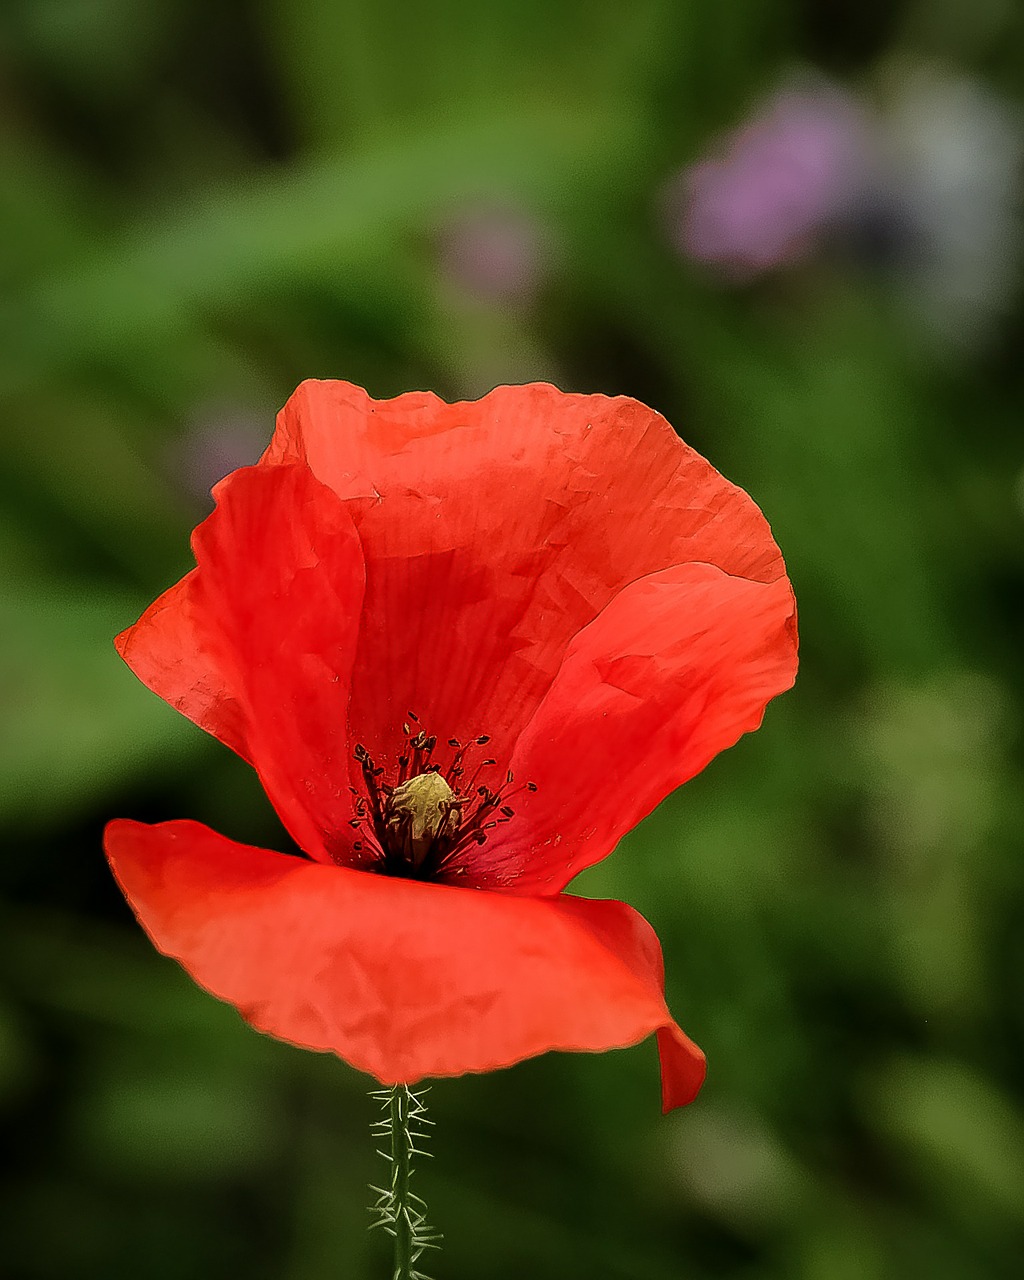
[{"left": 348, "top": 713, "right": 538, "bottom": 883}]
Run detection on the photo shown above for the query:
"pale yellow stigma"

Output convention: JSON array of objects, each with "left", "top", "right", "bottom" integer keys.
[{"left": 386, "top": 772, "right": 458, "bottom": 867}]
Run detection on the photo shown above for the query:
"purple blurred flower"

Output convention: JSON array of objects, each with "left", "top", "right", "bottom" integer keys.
[
  {"left": 437, "top": 203, "right": 547, "bottom": 304},
  {"left": 669, "top": 64, "right": 1021, "bottom": 348},
  {"left": 669, "top": 78, "right": 873, "bottom": 276}
]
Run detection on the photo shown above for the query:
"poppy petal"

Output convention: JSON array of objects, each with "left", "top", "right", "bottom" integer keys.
[
  {"left": 265, "top": 380, "right": 787, "bottom": 773},
  {"left": 103, "top": 818, "right": 706, "bottom": 1109},
  {"left": 118, "top": 463, "right": 368, "bottom": 864},
  {"left": 487, "top": 562, "right": 798, "bottom": 892},
  {"left": 188, "top": 463, "right": 368, "bottom": 863},
  {"left": 115, "top": 570, "right": 252, "bottom": 764}
]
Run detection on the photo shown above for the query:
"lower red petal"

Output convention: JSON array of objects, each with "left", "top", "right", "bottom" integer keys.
[{"left": 104, "top": 818, "right": 705, "bottom": 1109}]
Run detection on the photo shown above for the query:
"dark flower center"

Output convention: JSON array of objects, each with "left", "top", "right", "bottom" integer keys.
[{"left": 348, "top": 712, "right": 535, "bottom": 883}]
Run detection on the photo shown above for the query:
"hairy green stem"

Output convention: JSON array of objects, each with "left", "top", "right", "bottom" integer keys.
[
  {"left": 390, "top": 1085, "right": 414, "bottom": 1279},
  {"left": 369, "top": 1084, "right": 440, "bottom": 1280}
]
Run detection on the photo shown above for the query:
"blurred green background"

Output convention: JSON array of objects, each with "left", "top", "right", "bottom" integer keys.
[{"left": 2, "top": 1, "right": 1023, "bottom": 1277}]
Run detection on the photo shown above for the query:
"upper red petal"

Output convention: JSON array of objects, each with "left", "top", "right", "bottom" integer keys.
[
  {"left": 118, "top": 462, "right": 367, "bottom": 863},
  {"left": 115, "top": 570, "right": 252, "bottom": 765},
  {"left": 104, "top": 818, "right": 706, "bottom": 1107},
  {"left": 263, "top": 380, "right": 788, "bottom": 774},
  {"left": 487, "top": 562, "right": 798, "bottom": 892}
]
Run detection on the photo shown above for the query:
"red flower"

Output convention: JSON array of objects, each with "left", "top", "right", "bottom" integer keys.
[{"left": 104, "top": 381, "right": 797, "bottom": 1111}]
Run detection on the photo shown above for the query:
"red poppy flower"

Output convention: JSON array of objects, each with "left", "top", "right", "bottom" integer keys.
[{"left": 104, "top": 381, "right": 797, "bottom": 1111}]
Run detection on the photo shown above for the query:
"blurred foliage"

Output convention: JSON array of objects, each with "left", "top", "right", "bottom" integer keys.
[{"left": 2, "top": 0, "right": 1023, "bottom": 1277}]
